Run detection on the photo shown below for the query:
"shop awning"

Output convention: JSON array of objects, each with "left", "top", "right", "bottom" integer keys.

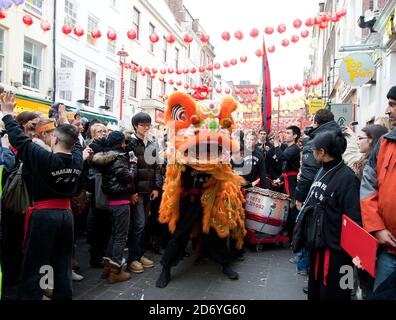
[
  {"left": 14, "top": 94, "right": 52, "bottom": 116},
  {"left": 79, "top": 110, "right": 119, "bottom": 125}
]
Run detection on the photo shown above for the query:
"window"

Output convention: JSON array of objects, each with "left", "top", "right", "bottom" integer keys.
[
  {"left": 175, "top": 47, "right": 179, "bottom": 69},
  {"left": 64, "top": 0, "right": 77, "bottom": 26},
  {"left": 59, "top": 56, "right": 74, "bottom": 101},
  {"left": 132, "top": 7, "right": 140, "bottom": 40},
  {"left": 87, "top": 16, "right": 99, "bottom": 46},
  {"left": 146, "top": 76, "right": 153, "bottom": 98},
  {"left": 25, "top": 0, "right": 43, "bottom": 15},
  {"left": 163, "top": 36, "right": 168, "bottom": 62},
  {"left": 23, "top": 40, "right": 42, "bottom": 89},
  {"left": 149, "top": 23, "right": 155, "bottom": 52},
  {"left": 0, "top": 29, "right": 4, "bottom": 83},
  {"left": 107, "top": 27, "right": 117, "bottom": 54},
  {"left": 85, "top": 69, "right": 96, "bottom": 107},
  {"left": 161, "top": 81, "right": 166, "bottom": 96},
  {"left": 105, "top": 78, "right": 115, "bottom": 111},
  {"left": 130, "top": 63, "right": 138, "bottom": 98}
]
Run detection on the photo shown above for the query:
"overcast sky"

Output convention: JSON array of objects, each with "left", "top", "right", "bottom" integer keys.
[{"left": 184, "top": 0, "right": 321, "bottom": 87}]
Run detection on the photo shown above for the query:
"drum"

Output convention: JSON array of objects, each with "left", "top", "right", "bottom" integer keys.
[{"left": 244, "top": 187, "right": 290, "bottom": 236}]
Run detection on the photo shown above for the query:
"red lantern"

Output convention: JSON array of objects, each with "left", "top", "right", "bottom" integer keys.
[
  {"left": 222, "top": 31, "right": 231, "bottom": 41},
  {"left": 152, "top": 68, "right": 158, "bottom": 74},
  {"left": 291, "top": 35, "right": 299, "bottom": 43},
  {"left": 319, "top": 22, "right": 328, "bottom": 30},
  {"left": 73, "top": 26, "right": 85, "bottom": 37},
  {"left": 281, "top": 91, "right": 286, "bottom": 96},
  {"left": 214, "top": 63, "right": 221, "bottom": 70},
  {"left": 107, "top": 31, "right": 117, "bottom": 41},
  {"left": 281, "top": 39, "right": 290, "bottom": 47},
  {"left": 141, "top": 71, "right": 146, "bottom": 77},
  {"left": 331, "top": 15, "right": 340, "bottom": 23},
  {"left": 225, "top": 88, "right": 231, "bottom": 94},
  {"left": 206, "top": 64, "right": 213, "bottom": 71},
  {"left": 190, "top": 67, "right": 197, "bottom": 74},
  {"left": 168, "top": 68, "right": 174, "bottom": 74},
  {"left": 183, "top": 68, "right": 189, "bottom": 74},
  {"left": 294, "top": 84, "right": 302, "bottom": 91},
  {"left": 223, "top": 61, "right": 230, "bottom": 68},
  {"left": 250, "top": 28, "right": 260, "bottom": 38},
  {"left": 166, "top": 34, "right": 176, "bottom": 44},
  {"left": 0, "top": 11, "right": 7, "bottom": 19},
  {"left": 127, "top": 30, "right": 137, "bottom": 40},
  {"left": 151, "top": 75, "right": 156, "bottom": 79},
  {"left": 137, "top": 66, "right": 143, "bottom": 72},
  {"left": 301, "top": 30, "right": 310, "bottom": 38},
  {"left": 273, "top": 87, "right": 280, "bottom": 94},
  {"left": 216, "top": 88, "right": 222, "bottom": 94},
  {"left": 183, "top": 33, "right": 193, "bottom": 44},
  {"left": 160, "top": 68, "right": 167, "bottom": 75},
  {"left": 234, "top": 30, "right": 244, "bottom": 40},
  {"left": 159, "top": 76, "right": 165, "bottom": 82},
  {"left": 144, "top": 67, "right": 150, "bottom": 74},
  {"left": 274, "top": 93, "right": 280, "bottom": 98},
  {"left": 264, "top": 26, "right": 274, "bottom": 35},
  {"left": 184, "top": 83, "right": 190, "bottom": 90},
  {"left": 337, "top": 8, "right": 347, "bottom": 18},
  {"left": 293, "top": 19, "right": 302, "bottom": 29},
  {"left": 305, "top": 18, "right": 314, "bottom": 27},
  {"left": 277, "top": 24, "right": 286, "bottom": 34},
  {"left": 176, "top": 69, "right": 182, "bottom": 75},
  {"left": 199, "top": 66, "right": 206, "bottom": 73},
  {"left": 314, "top": 16, "right": 322, "bottom": 25},
  {"left": 287, "top": 86, "right": 293, "bottom": 91},
  {"left": 230, "top": 58, "right": 238, "bottom": 65},
  {"left": 91, "top": 29, "right": 102, "bottom": 39},
  {"left": 176, "top": 81, "right": 182, "bottom": 86},
  {"left": 234, "top": 89, "right": 240, "bottom": 95},
  {"left": 149, "top": 33, "right": 159, "bottom": 43},
  {"left": 240, "top": 56, "right": 248, "bottom": 63},
  {"left": 255, "top": 49, "right": 263, "bottom": 57},
  {"left": 23, "top": 14, "right": 33, "bottom": 27},
  {"left": 267, "top": 45, "right": 276, "bottom": 53},
  {"left": 249, "top": 88, "right": 255, "bottom": 94},
  {"left": 169, "top": 79, "right": 174, "bottom": 85},
  {"left": 40, "top": 21, "right": 51, "bottom": 32},
  {"left": 200, "top": 33, "right": 210, "bottom": 43}
]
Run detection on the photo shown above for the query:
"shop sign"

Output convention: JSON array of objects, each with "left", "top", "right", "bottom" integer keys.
[{"left": 339, "top": 53, "right": 375, "bottom": 87}]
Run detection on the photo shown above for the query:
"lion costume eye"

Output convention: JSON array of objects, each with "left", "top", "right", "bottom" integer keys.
[{"left": 171, "top": 105, "right": 187, "bottom": 121}]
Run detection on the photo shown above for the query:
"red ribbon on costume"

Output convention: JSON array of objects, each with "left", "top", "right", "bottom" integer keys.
[
  {"left": 281, "top": 171, "right": 299, "bottom": 197},
  {"left": 314, "top": 249, "right": 331, "bottom": 287},
  {"left": 23, "top": 199, "right": 71, "bottom": 248}
]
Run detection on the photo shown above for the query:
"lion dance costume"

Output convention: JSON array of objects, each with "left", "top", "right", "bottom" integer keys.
[{"left": 156, "top": 87, "right": 247, "bottom": 288}]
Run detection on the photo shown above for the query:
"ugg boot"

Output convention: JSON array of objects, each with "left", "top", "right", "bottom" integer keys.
[
  {"left": 108, "top": 260, "right": 131, "bottom": 284},
  {"left": 101, "top": 257, "right": 111, "bottom": 279}
]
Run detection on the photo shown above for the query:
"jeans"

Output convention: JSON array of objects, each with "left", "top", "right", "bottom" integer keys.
[
  {"left": 297, "top": 248, "right": 310, "bottom": 273},
  {"left": 106, "top": 205, "right": 131, "bottom": 266},
  {"left": 373, "top": 250, "right": 396, "bottom": 292},
  {"left": 128, "top": 195, "right": 151, "bottom": 263},
  {"left": 18, "top": 209, "right": 74, "bottom": 300}
]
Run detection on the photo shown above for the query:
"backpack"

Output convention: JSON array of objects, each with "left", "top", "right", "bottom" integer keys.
[
  {"left": 2, "top": 163, "right": 31, "bottom": 215},
  {"left": 292, "top": 163, "right": 347, "bottom": 253}
]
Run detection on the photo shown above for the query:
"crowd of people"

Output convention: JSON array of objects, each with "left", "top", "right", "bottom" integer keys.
[{"left": 0, "top": 85, "right": 395, "bottom": 300}]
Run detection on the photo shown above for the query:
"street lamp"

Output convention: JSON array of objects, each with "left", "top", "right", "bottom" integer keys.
[{"left": 117, "top": 46, "right": 129, "bottom": 122}]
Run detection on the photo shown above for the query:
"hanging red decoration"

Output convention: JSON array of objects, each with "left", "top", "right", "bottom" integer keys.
[
  {"left": 274, "top": 93, "right": 280, "bottom": 98},
  {"left": 91, "top": 29, "right": 102, "bottom": 39},
  {"left": 190, "top": 67, "right": 197, "bottom": 74},
  {"left": 264, "top": 26, "right": 274, "bottom": 35},
  {"left": 305, "top": 18, "right": 314, "bottom": 27},
  {"left": 291, "top": 35, "right": 299, "bottom": 43},
  {"left": 234, "top": 30, "right": 244, "bottom": 40},
  {"left": 160, "top": 68, "right": 167, "bottom": 75},
  {"left": 273, "top": 88, "right": 280, "bottom": 94},
  {"left": 176, "top": 69, "right": 182, "bottom": 75},
  {"left": 159, "top": 76, "right": 165, "bottom": 82},
  {"left": 293, "top": 19, "right": 302, "bottom": 29},
  {"left": 250, "top": 28, "right": 260, "bottom": 38},
  {"left": 169, "top": 79, "right": 174, "bottom": 85},
  {"left": 73, "top": 27, "right": 85, "bottom": 37},
  {"left": 214, "top": 63, "right": 221, "bottom": 70},
  {"left": 319, "top": 22, "right": 328, "bottom": 30},
  {"left": 200, "top": 33, "right": 210, "bottom": 43},
  {"left": 225, "top": 88, "right": 231, "bottom": 94},
  {"left": 166, "top": 34, "right": 176, "bottom": 44},
  {"left": 281, "top": 39, "right": 290, "bottom": 47},
  {"left": 0, "top": 11, "right": 7, "bottom": 19},
  {"left": 206, "top": 64, "right": 213, "bottom": 71},
  {"left": 281, "top": 91, "right": 286, "bottom": 96},
  {"left": 199, "top": 66, "right": 206, "bottom": 73},
  {"left": 141, "top": 71, "right": 146, "bottom": 77},
  {"left": 223, "top": 61, "right": 230, "bottom": 68},
  {"left": 149, "top": 33, "right": 159, "bottom": 43},
  {"left": 301, "top": 30, "right": 310, "bottom": 38},
  {"left": 40, "top": 21, "right": 51, "bottom": 32},
  {"left": 137, "top": 66, "right": 143, "bottom": 72},
  {"left": 240, "top": 56, "right": 248, "bottom": 63},
  {"left": 255, "top": 49, "right": 263, "bottom": 57},
  {"left": 151, "top": 68, "right": 158, "bottom": 74},
  {"left": 183, "top": 33, "right": 193, "bottom": 44},
  {"left": 144, "top": 67, "right": 150, "bottom": 74},
  {"left": 230, "top": 58, "right": 238, "bottom": 65},
  {"left": 277, "top": 24, "right": 286, "bottom": 34},
  {"left": 287, "top": 86, "right": 293, "bottom": 91},
  {"left": 249, "top": 88, "right": 255, "bottom": 94},
  {"left": 107, "top": 31, "right": 117, "bottom": 41},
  {"left": 127, "top": 30, "right": 137, "bottom": 41},
  {"left": 168, "top": 68, "right": 174, "bottom": 74},
  {"left": 222, "top": 31, "right": 231, "bottom": 41},
  {"left": 331, "top": 15, "right": 340, "bottom": 23},
  {"left": 216, "top": 88, "right": 222, "bottom": 94},
  {"left": 267, "top": 45, "right": 276, "bottom": 53},
  {"left": 183, "top": 68, "right": 189, "bottom": 74},
  {"left": 151, "top": 75, "right": 156, "bottom": 79},
  {"left": 314, "top": 16, "right": 322, "bottom": 25},
  {"left": 22, "top": 14, "right": 33, "bottom": 27},
  {"left": 176, "top": 81, "right": 182, "bottom": 86},
  {"left": 234, "top": 89, "right": 240, "bottom": 95},
  {"left": 184, "top": 84, "right": 190, "bottom": 90}
]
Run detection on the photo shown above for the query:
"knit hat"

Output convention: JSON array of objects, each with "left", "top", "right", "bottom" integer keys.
[
  {"left": 106, "top": 131, "right": 125, "bottom": 147},
  {"left": 387, "top": 86, "right": 396, "bottom": 101}
]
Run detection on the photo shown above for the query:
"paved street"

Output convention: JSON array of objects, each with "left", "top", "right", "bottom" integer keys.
[{"left": 71, "top": 240, "right": 307, "bottom": 301}]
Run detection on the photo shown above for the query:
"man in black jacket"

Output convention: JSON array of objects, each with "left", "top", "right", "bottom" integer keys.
[
  {"left": 126, "top": 113, "right": 163, "bottom": 274},
  {"left": 1, "top": 92, "right": 83, "bottom": 300},
  {"left": 295, "top": 109, "right": 340, "bottom": 209}
]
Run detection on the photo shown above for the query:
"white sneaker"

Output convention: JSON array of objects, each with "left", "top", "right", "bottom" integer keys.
[{"left": 72, "top": 270, "right": 84, "bottom": 282}]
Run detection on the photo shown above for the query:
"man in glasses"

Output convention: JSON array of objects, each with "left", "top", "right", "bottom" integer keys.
[{"left": 126, "top": 113, "right": 163, "bottom": 274}]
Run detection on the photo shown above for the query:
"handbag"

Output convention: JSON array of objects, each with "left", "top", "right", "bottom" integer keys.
[
  {"left": 71, "top": 188, "right": 91, "bottom": 217},
  {"left": 2, "top": 163, "right": 31, "bottom": 215},
  {"left": 95, "top": 173, "right": 109, "bottom": 210},
  {"left": 292, "top": 163, "right": 347, "bottom": 253}
]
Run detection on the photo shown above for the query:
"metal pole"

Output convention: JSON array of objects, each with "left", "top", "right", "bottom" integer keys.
[
  {"left": 120, "top": 62, "right": 124, "bottom": 121},
  {"left": 278, "top": 93, "right": 281, "bottom": 131}
]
